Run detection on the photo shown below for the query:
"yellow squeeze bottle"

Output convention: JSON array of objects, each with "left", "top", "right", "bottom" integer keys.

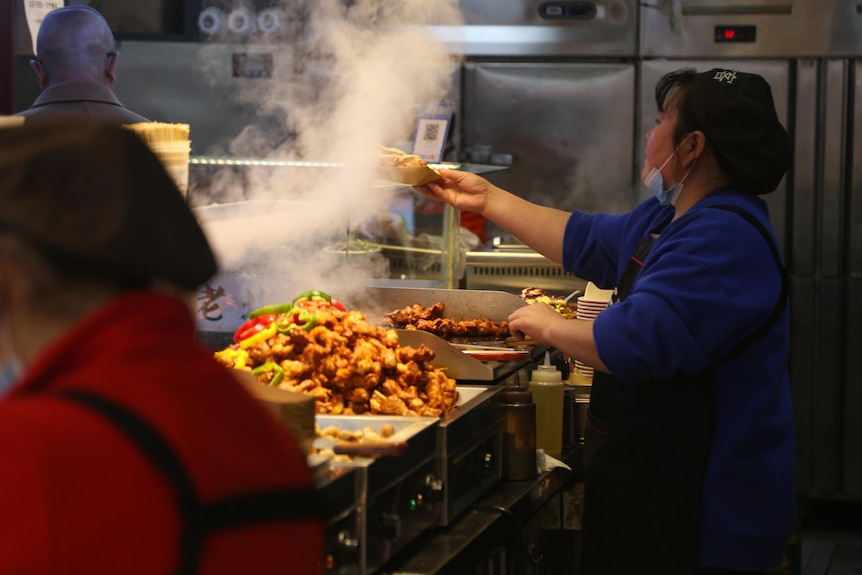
[{"left": 528, "top": 351, "right": 564, "bottom": 457}]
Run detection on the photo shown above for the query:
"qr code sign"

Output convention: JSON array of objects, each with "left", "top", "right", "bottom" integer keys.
[{"left": 423, "top": 123, "right": 440, "bottom": 142}]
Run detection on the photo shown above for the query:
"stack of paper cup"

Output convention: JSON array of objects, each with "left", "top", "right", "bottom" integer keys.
[
  {"left": 0, "top": 116, "right": 25, "bottom": 129},
  {"left": 123, "top": 122, "right": 191, "bottom": 198},
  {"left": 573, "top": 282, "right": 613, "bottom": 381},
  {"left": 150, "top": 140, "right": 191, "bottom": 198}
]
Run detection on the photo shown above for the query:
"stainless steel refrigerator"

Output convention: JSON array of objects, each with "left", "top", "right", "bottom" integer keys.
[
  {"left": 798, "top": 3, "right": 862, "bottom": 503},
  {"left": 455, "top": 0, "right": 641, "bottom": 241},
  {"left": 641, "top": 0, "right": 862, "bottom": 503},
  {"left": 462, "top": 61, "right": 638, "bottom": 240}
]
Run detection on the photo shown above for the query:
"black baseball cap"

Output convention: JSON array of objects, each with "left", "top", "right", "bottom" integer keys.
[
  {"left": 0, "top": 119, "right": 216, "bottom": 290},
  {"left": 688, "top": 68, "right": 792, "bottom": 195}
]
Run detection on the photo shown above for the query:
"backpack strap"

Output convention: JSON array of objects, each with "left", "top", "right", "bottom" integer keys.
[{"left": 59, "top": 388, "right": 322, "bottom": 575}]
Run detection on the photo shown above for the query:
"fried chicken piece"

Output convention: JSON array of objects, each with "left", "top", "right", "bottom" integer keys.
[
  {"left": 385, "top": 302, "right": 444, "bottom": 326},
  {"left": 398, "top": 344, "right": 436, "bottom": 364},
  {"left": 386, "top": 303, "right": 509, "bottom": 340},
  {"left": 371, "top": 392, "right": 411, "bottom": 416},
  {"left": 418, "top": 405, "right": 443, "bottom": 417},
  {"left": 379, "top": 146, "right": 428, "bottom": 168},
  {"left": 347, "top": 388, "right": 370, "bottom": 405},
  {"left": 223, "top": 300, "right": 460, "bottom": 416}
]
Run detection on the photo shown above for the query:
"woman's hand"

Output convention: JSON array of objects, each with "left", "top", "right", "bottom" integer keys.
[
  {"left": 413, "top": 169, "right": 495, "bottom": 215},
  {"left": 509, "top": 302, "right": 609, "bottom": 373},
  {"left": 508, "top": 302, "right": 566, "bottom": 344},
  {"left": 417, "top": 168, "right": 572, "bottom": 265}
]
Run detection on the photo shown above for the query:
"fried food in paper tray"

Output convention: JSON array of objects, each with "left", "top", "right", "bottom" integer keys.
[{"left": 378, "top": 145, "right": 442, "bottom": 185}]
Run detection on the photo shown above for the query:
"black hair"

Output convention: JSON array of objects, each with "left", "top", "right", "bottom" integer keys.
[
  {"left": 654, "top": 68, "right": 698, "bottom": 145},
  {"left": 655, "top": 68, "right": 736, "bottom": 178}
]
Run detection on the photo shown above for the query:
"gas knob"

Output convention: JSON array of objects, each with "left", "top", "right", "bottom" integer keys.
[
  {"left": 424, "top": 473, "right": 444, "bottom": 500},
  {"left": 483, "top": 451, "right": 495, "bottom": 471},
  {"left": 336, "top": 530, "right": 360, "bottom": 560}
]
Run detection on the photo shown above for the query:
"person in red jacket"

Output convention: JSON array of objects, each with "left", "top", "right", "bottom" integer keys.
[{"left": 0, "top": 119, "right": 325, "bottom": 574}]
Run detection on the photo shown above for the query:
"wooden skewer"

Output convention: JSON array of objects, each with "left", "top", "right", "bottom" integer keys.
[{"left": 506, "top": 336, "right": 537, "bottom": 347}]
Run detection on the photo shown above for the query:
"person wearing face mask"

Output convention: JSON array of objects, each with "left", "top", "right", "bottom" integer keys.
[
  {"left": 414, "top": 68, "right": 794, "bottom": 575},
  {"left": 0, "top": 119, "right": 325, "bottom": 574}
]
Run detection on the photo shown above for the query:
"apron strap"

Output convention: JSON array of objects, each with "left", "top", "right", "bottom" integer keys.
[
  {"left": 613, "top": 236, "right": 655, "bottom": 303},
  {"left": 59, "top": 388, "right": 322, "bottom": 575},
  {"left": 613, "top": 205, "right": 789, "bottom": 365},
  {"left": 707, "top": 204, "right": 790, "bottom": 369}
]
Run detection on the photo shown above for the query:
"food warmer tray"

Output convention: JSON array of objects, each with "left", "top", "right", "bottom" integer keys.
[
  {"left": 313, "top": 384, "right": 504, "bottom": 570},
  {"left": 434, "top": 384, "right": 504, "bottom": 526},
  {"left": 315, "top": 415, "right": 439, "bottom": 575}
]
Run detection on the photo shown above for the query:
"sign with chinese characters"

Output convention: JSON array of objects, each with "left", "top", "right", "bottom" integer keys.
[
  {"left": 195, "top": 273, "right": 301, "bottom": 335},
  {"left": 23, "top": 1, "right": 63, "bottom": 55},
  {"left": 411, "top": 100, "right": 455, "bottom": 163}
]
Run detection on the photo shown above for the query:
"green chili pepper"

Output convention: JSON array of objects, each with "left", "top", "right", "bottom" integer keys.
[
  {"left": 292, "top": 290, "right": 332, "bottom": 304},
  {"left": 275, "top": 307, "right": 317, "bottom": 333},
  {"left": 248, "top": 302, "right": 294, "bottom": 319},
  {"left": 252, "top": 362, "right": 285, "bottom": 387}
]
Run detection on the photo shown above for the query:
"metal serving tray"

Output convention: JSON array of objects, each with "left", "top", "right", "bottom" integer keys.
[
  {"left": 396, "top": 329, "right": 536, "bottom": 382},
  {"left": 353, "top": 286, "right": 526, "bottom": 322},
  {"left": 349, "top": 286, "right": 544, "bottom": 383}
]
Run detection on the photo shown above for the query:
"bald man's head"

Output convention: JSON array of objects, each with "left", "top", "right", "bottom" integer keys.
[{"left": 33, "top": 7, "right": 118, "bottom": 88}]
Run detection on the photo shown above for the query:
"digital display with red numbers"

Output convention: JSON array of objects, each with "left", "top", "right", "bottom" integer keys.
[{"left": 714, "top": 25, "right": 757, "bottom": 43}]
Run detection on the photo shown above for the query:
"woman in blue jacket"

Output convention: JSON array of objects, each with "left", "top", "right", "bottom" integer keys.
[{"left": 416, "top": 68, "right": 795, "bottom": 575}]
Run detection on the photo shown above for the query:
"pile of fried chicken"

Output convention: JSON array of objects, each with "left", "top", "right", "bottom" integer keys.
[
  {"left": 385, "top": 302, "right": 511, "bottom": 341},
  {"left": 215, "top": 307, "right": 459, "bottom": 417}
]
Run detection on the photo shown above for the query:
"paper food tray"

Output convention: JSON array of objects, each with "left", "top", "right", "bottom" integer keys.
[{"left": 378, "top": 166, "right": 442, "bottom": 186}]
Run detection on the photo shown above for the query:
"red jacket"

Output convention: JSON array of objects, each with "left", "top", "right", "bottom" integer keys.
[{"left": 0, "top": 291, "right": 324, "bottom": 574}]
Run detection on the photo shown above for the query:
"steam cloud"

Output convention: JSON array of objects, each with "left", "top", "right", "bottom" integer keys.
[{"left": 195, "top": 0, "right": 465, "bottom": 314}]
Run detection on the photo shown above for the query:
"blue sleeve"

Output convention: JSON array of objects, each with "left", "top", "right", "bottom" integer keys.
[
  {"left": 592, "top": 203, "right": 784, "bottom": 385},
  {"left": 561, "top": 199, "right": 668, "bottom": 289}
]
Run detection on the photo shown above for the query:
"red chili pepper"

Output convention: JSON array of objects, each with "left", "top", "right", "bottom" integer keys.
[
  {"left": 331, "top": 299, "right": 347, "bottom": 312},
  {"left": 236, "top": 323, "right": 266, "bottom": 342},
  {"left": 232, "top": 313, "right": 278, "bottom": 343}
]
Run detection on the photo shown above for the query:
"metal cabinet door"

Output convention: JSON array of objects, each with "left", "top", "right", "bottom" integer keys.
[
  {"left": 462, "top": 62, "right": 637, "bottom": 238},
  {"left": 844, "top": 60, "right": 862, "bottom": 499}
]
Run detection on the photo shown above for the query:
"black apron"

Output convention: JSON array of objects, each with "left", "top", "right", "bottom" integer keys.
[
  {"left": 59, "top": 389, "right": 323, "bottom": 575},
  {"left": 579, "top": 205, "right": 789, "bottom": 575}
]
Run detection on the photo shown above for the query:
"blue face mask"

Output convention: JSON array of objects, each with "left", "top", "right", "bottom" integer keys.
[
  {"left": 0, "top": 356, "right": 23, "bottom": 397},
  {"left": 0, "top": 300, "right": 24, "bottom": 397},
  {"left": 643, "top": 136, "right": 693, "bottom": 206},
  {"left": 644, "top": 167, "right": 683, "bottom": 205}
]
